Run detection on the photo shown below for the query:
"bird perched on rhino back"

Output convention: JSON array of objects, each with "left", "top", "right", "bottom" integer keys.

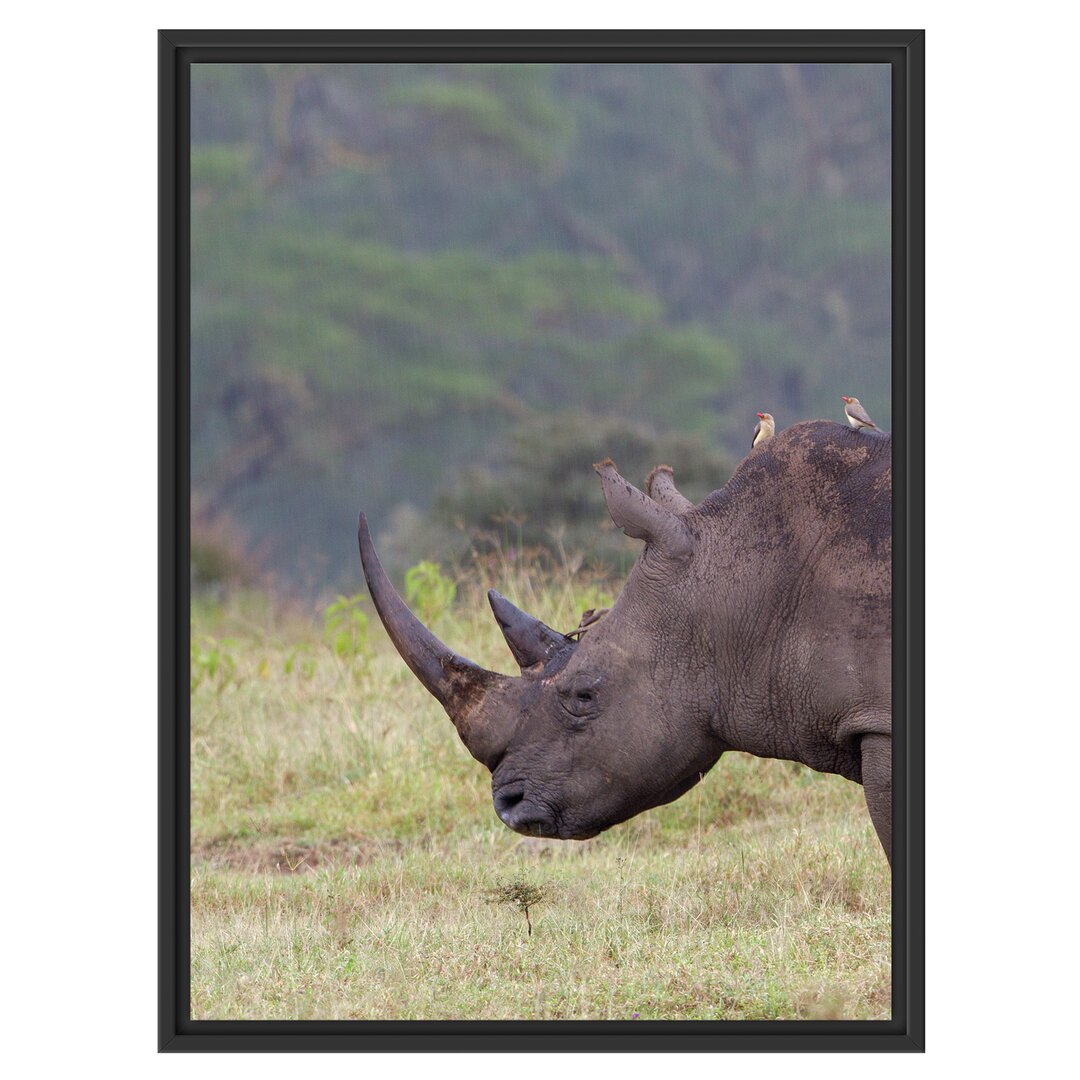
[
  {"left": 751, "top": 412, "right": 775, "bottom": 449},
  {"left": 841, "top": 395, "right": 877, "bottom": 431}
]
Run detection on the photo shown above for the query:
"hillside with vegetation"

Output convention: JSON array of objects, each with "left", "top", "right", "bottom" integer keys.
[{"left": 191, "top": 61, "right": 891, "bottom": 594}]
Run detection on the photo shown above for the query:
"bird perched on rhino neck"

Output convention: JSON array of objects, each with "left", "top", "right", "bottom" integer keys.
[
  {"left": 751, "top": 412, "right": 775, "bottom": 449},
  {"left": 841, "top": 395, "right": 877, "bottom": 430},
  {"left": 565, "top": 607, "right": 609, "bottom": 640}
]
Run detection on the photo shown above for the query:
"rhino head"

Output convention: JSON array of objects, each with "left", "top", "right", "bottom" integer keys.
[{"left": 357, "top": 459, "right": 722, "bottom": 840}]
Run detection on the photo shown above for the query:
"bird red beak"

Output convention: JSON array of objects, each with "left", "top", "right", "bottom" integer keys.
[
  {"left": 841, "top": 396, "right": 850, "bottom": 403},
  {"left": 756, "top": 412, "right": 764, "bottom": 419}
]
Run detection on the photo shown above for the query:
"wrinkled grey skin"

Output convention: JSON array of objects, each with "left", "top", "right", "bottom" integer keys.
[{"left": 358, "top": 420, "right": 892, "bottom": 862}]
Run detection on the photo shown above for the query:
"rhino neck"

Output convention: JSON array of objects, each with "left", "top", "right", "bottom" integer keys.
[
  {"left": 686, "top": 515, "right": 806, "bottom": 764},
  {"left": 602, "top": 548, "right": 742, "bottom": 761}
]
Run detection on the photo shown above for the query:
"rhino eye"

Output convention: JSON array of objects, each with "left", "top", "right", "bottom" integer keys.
[{"left": 559, "top": 677, "right": 601, "bottom": 720}]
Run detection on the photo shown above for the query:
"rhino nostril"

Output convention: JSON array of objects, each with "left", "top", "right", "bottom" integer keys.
[{"left": 494, "top": 785, "right": 525, "bottom": 817}]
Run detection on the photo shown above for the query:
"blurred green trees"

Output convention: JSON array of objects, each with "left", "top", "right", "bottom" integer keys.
[{"left": 190, "top": 63, "right": 891, "bottom": 593}]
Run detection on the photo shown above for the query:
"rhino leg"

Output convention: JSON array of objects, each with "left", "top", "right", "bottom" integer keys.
[{"left": 860, "top": 733, "right": 892, "bottom": 865}]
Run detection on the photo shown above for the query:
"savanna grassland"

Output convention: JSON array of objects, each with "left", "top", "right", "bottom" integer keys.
[{"left": 190, "top": 556, "right": 890, "bottom": 1021}]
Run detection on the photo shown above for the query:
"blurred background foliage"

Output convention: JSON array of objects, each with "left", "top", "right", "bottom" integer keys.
[{"left": 190, "top": 62, "right": 891, "bottom": 596}]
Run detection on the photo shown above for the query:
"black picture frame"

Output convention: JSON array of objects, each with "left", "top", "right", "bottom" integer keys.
[{"left": 160, "top": 28, "right": 924, "bottom": 1052}]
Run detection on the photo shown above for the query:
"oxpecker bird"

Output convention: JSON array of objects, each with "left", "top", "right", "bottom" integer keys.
[
  {"left": 566, "top": 607, "right": 609, "bottom": 640},
  {"left": 841, "top": 396, "right": 877, "bottom": 430},
  {"left": 752, "top": 412, "right": 775, "bottom": 449}
]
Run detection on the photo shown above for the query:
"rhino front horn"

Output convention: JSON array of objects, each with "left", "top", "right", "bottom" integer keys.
[
  {"left": 357, "top": 515, "right": 506, "bottom": 753},
  {"left": 488, "top": 590, "right": 574, "bottom": 670},
  {"left": 594, "top": 459, "right": 694, "bottom": 560}
]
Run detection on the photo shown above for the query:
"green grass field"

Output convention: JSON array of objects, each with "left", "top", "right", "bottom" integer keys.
[{"left": 190, "top": 561, "right": 890, "bottom": 1020}]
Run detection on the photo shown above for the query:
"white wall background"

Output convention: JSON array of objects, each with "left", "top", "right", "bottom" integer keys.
[{"left": 3, "top": 3, "right": 1075, "bottom": 1076}]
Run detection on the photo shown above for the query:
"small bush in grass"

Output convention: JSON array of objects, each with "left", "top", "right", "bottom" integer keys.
[{"left": 485, "top": 876, "right": 548, "bottom": 937}]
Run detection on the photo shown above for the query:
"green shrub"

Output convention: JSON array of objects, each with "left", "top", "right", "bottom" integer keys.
[
  {"left": 323, "top": 594, "right": 369, "bottom": 659},
  {"left": 404, "top": 561, "right": 457, "bottom": 623},
  {"left": 191, "top": 636, "right": 239, "bottom": 692}
]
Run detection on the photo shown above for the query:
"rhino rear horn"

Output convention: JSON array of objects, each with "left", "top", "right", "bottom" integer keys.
[
  {"left": 645, "top": 464, "right": 694, "bottom": 514},
  {"left": 488, "top": 590, "right": 573, "bottom": 669},
  {"left": 594, "top": 459, "right": 694, "bottom": 560}
]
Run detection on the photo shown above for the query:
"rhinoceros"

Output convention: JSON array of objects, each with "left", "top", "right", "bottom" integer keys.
[{"left": 357, "top": 420, "right": 892, "bottom": 862}]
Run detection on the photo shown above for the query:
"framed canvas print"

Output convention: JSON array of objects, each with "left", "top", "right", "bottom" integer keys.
[{"left": 160, "top": 28, "right": 924, "bottom": 1051}]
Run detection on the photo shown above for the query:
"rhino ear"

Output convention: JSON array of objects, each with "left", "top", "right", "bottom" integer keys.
[
  {"left": 594, "top": 459, "right": 694, "bottom": 560},
  {"left": 645, "top": 464, "right": 694, "bottom": 514}
]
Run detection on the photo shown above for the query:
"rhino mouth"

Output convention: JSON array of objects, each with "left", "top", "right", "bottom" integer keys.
[{"left": 492, "top": 765, "right": 713, "bottom": 841}]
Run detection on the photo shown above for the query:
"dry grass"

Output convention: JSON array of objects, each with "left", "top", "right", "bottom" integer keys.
[{"left": 190, "top": 560, "right": 890, "bottom": 1020}]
